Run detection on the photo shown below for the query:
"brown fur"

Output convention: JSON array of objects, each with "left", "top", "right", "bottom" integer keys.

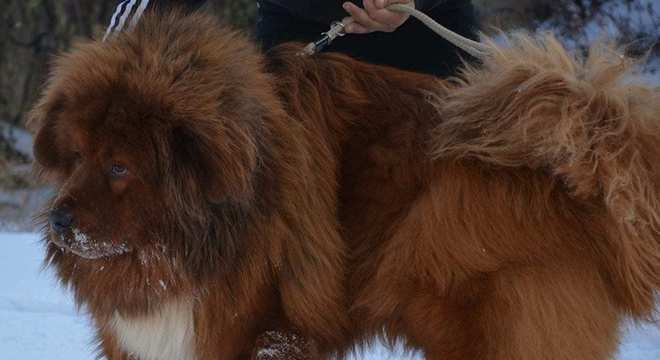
[
  {"left": 268, "top": 32, "right": 660, "bottom": 359},
  {"left": 30, "top": 8, "right": 660, "bottom": 360}
]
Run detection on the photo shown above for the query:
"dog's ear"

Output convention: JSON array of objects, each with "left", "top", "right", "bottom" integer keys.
[
  {"left": 170, "top": 119, "right": 259, "bottom": 204},
  {"left": 28, "top": 96, "right": 66, "bottom": 171}
]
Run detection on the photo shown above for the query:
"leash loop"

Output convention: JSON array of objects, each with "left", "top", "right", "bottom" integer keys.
[{"left": 301, "top": 3, "right": 489, "bottom": 59}]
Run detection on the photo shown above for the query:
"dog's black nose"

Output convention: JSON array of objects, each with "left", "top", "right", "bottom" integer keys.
[{"left": 49, "top": 208, "right": 74, "bottom": 234}]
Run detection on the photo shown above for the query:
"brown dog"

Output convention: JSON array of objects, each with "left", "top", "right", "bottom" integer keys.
[
  {"left": 29, "top": 11, "right": 347, "bottom": 360},
  {"left": 30, "top": 8, "right": 660, "bottom": 360}
]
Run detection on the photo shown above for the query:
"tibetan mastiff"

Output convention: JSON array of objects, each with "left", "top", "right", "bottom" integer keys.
[{"left": 30, "top": 9, "right": 660, "bottom": 360}]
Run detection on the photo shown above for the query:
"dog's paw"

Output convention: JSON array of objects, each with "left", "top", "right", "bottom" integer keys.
[{"left": 253, "top": 330, "right": 319, "bottom": 360}]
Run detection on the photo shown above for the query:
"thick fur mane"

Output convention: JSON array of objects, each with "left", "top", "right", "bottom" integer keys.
[{"left": 432, "top": 33, "right": 660, "bottom": 317}]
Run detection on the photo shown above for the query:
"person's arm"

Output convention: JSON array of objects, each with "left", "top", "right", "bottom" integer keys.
[{"left": 104, "top": 0, "right": 206, "bottom": 41}]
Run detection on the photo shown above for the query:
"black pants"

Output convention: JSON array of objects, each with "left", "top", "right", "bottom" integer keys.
[{"left": 255, "top": 1, "right": 479, "bottom": 77}]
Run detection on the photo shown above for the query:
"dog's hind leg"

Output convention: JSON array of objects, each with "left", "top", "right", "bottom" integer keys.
[
  {"left": 401, "top": 262, "right": 621, "bottom": 360},
  {"left": 469, "top": 263, "right": 620, "bottom": 360}
]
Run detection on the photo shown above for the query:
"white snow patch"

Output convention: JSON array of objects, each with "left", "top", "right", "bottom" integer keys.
[
  {"left": 0, "top": 233, "right": 96, "bottom": 359},
  {"left": 0, "top": 120, "right": 33, "bottom": 159}
]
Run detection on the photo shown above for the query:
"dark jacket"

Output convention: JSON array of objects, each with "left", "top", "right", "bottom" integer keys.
[
  {"left": 263, "top": 0, "right": 469, "bottom": 24},
  {"left": 109, "top": 1, "right": 467, "bottom": 28}
]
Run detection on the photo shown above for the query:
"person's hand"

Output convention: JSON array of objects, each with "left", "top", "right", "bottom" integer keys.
[{"left": 342, "top": 0, "right": 413, "bottom": 34}]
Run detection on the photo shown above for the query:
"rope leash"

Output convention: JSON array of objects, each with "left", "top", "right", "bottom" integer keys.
[{"left": 300, "top": 3, "right": 489, "bottom": 59}]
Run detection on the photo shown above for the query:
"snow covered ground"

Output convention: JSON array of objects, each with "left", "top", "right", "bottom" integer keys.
[
  {"left": 0, "top": 233, "right": 94, "bottom": 359},
  {"left": 1, "top": 232, "right": 658, "bottom": 359}
]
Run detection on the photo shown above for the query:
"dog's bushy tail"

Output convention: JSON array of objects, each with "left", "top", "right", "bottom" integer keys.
[{"left": 431, "top": 33, "right": 660, "bottom": 318}]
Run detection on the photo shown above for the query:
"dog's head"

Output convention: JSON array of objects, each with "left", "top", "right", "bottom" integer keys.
[{"left": 29, "top": 11, "right": 280, "bottom": 268}]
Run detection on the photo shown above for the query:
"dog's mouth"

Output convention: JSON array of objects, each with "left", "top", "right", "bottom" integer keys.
[{"left": 49, "top": 227, "right": 131, "bottom": 260}]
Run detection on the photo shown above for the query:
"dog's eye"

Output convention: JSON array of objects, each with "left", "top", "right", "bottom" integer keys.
[{"left": 110, "top": 164, "right": 129, "bottom": 178}]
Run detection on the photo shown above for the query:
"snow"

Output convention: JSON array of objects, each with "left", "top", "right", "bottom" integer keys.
[
  {"left": 537, "top": 0, "right": 660, "bottom": 50},
  {"left": 55, "top": 227, "right": 131, "bottom": 260},
  {"left": 0, "top": 233, "right": 96, "bottom": 359},
  {"left": 0, "top": 232, "right": 658, "bottom": 359},
  {"left": 0, "top": 120, "right": 49, "bottom": 232},
  {"left": 0, "top": 186, "right": 50, "bottom": 232},
  {"left": 255, "top": 331, "right": 307, "bottom": 359},
  {"left": 533, "top": 0, "right": 660, "bottom": 88},
  {"left": 0, "top": 121, "right": 33, "bottom": 160}
]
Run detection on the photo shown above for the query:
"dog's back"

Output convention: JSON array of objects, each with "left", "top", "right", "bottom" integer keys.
[{"left": 270, "top": 34, "right": 660, "bottom": 359}]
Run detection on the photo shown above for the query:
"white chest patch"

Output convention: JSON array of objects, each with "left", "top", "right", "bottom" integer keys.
[{"left": 110, "top": 299, "right": 196, "bottom": 360}]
